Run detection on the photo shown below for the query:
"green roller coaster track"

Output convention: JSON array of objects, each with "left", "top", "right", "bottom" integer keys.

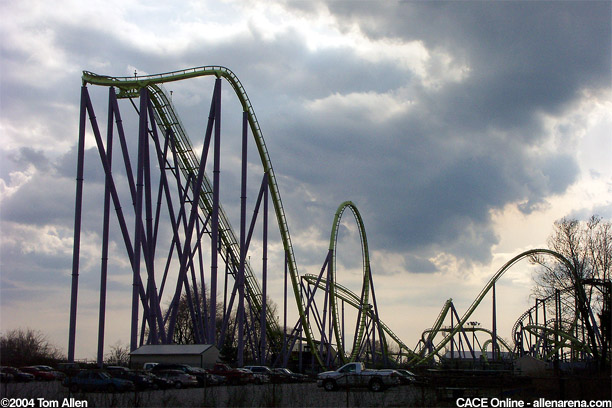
[
  {"left": 303, "top": 200, "right": 423, "bottom": 364},
  {"left": 411, "top": 248, "right": 599, "bottom": 365},
  {"left": 328, "top": 201, "right": 372, "bottom": 362},
  {"left": 82, "top": 66, "right": 323, "bottom": 366},
  {"left": 420, "top": 325, "right": 513, "bottom": 360},
  {"left": 301, "top": 273, "right": 418, "bottom": 361},
  {"left": 520, "top": 324, "right": 593, "bottom": 359}
]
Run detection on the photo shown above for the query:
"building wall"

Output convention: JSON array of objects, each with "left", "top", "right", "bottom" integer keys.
[
  {"left": 200, "top": 348, "right": 220, "bottom": 369},
  {"left": 131, "top": 353, "right": 207, "bottom": 369},
  {"left": 130, "top": 345, "right": 221, "bottom": 369}
]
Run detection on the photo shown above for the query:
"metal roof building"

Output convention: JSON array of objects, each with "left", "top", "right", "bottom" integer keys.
[{"left": 130, "top": 344, "right": 220, "bottom": 369}]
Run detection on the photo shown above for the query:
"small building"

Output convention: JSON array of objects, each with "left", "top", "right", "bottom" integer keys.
[
  {"left": 514, "top": 355, "right": 549, "bottom": 376},
  {"left": 130, "top": 344, "right": 219, "bottom": 369}
]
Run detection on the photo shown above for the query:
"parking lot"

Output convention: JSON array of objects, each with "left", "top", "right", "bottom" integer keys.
[{"left": 1, "top": 379, "right": 435, "bottom": 407}]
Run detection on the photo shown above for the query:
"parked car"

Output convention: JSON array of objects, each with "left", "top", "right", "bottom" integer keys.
[
  {"left": 379, "top": 369, "right": 413, "bottom": 385},
  {"left": 243, "top": 366, "right": 271, "bottom": 384},
  {"left": 56, "top": 362, "right": 81, "bottom": 377},
  {"left": 397, "top": 368, "right": 427, "bottom": 384},
  {"left": 184, "top": 366, "right": 211, "bottom": 387},
  {"left": 272, "top": 367, "right": 308, "bottom": 383},
  {"left": 0, "top": 367, "right": 35, "bottom": 382},
  {"left": 106, "top": 366, "right": 155, "bottom": 390},
  {"left": 151, "top": 364, "right": 208, "bottom": 387},
  {"left": 153, "top": 370, "right": 198, "bottom": 388},
  {"left": 20, "top": 366, "right": 61, "bottom": 381},
  {"left": 142, "top": 362, "right": 158, "bottom": 371},
  {"left": 317, "top": 362, "right": 400, "bottom": 392},
  {"left": 0, "top": 371, "right": 13, "bottom": 383},
  {"left": 62, "top": 370, "right": 134, "bottom": 393},
  {"left": 136, "top": 370, "right": 174, "bottom": 389},
  {"left": 30, "top": 365, "right": 65, "bottom": 380},
  {"left": 205, "top": 373, "right": 226, "bottom": 386},
  {"left": 396, "top": 369, "right": 418, "bottom": 384},
  {"left": 208, "top": 363, "right": 254, "bottom": 385}
]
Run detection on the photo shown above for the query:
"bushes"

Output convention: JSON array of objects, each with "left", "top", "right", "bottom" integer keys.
[{"left": 0, "top": 328, "right": 64, "bottom": 367}]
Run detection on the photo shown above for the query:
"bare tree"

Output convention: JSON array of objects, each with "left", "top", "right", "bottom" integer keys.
[
  {"left": 531, "top": 216, "right": 610, "bottom": 300},
  {"left": 161, "top": 285, "right": 221, "bottom": 345},
  {"left": 0, "top": 328, "right": 64, "bottom": 366},
  {"left": 104, "top": 341, "right": 130, "bottom": 366},
  {"left": 530, "top": 215, "right": 611, "bottom": 364}
]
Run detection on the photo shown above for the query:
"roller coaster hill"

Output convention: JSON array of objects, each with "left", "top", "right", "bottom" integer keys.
[{"left": 67, "top": 65, "right": 610, "bottom": 375}]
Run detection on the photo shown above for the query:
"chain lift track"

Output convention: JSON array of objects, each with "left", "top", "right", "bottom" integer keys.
[{"left": 73, "top": 66, "right": 321, "bottom": 365}]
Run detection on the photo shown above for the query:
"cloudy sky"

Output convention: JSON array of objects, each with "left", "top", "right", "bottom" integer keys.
[{"left": 1, "top": 0, "right": 611, "bottom": 360}]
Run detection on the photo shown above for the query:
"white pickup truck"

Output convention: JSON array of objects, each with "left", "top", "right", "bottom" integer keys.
[{"left": 317, "top": 362, "right": 400, "bottom": 392}]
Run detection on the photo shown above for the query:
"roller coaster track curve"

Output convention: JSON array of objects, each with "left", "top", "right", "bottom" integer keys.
[
  {"left": 328, "top": 202, "right": 372, "bottom": 362},
  {"left": 412, "top": 248, "right": 600, "bottom": 365}
]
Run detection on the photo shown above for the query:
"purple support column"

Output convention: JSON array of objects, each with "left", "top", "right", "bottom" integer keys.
[
  {"left": 450, "top": 306, "right": 455, "bottom": 359},
  {"left": 68, "top": 86, "right": 88, "bottom": 362},
  {"left": 299, "top": 283, "right": 303, "bottom": 372},
  {"left": 238, "top": 111, "right": 247, "bottom": 366},
  {"left": 282, "top": 252, "right": 288, "bottom": 366},
  {"left": 143, "top": 102, "right": 156, "bottom": 343},
  {"left": 492, "top": 282, "right": 497, "bottom": 358},
  {"left": 320, "top": 251, "right": 331, "bottom": 366},
  {"left": 326, "top": 274, "right": 333, "bottom": 367},
  {"left": 372, "top": 316, "right": 378, "bottom": 362},
  {"left": 97, "top": 87, "right": 115, "bottom": 366},
  {"left": 223, "top": 257, "right": 229, "bottom": 324},
  {"left": 341, "top": 300, "right": 345, "bottom": 353},
  {"left": 210, "top": 78, "right": 221, "bottom": 344},
  {"left": 131, "top": 87, "right": 148, "bottom": 351},
  {"left": 260, "top": 175, "right": 268, "bottom": 364},
  {"left": 368, "top": 267, "right": 389, "bottom": 366}
]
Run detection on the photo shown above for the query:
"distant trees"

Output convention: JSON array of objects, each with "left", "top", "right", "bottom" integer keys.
[
  {"left": 157, "top": 285, "right": 280, "bottom": 364},
  {"left": 0, "top": 328, "right": 64, "bottom": 367},
  {"left": 104, "top": 341, "right": 130, "bottom": 366}
]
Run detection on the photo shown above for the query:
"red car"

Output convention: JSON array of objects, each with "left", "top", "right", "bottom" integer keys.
[
  {"left": 208, "top": 363, "right": 254, "bottom": 385},
  {"left": 20, "top": 366, "right": 63, "bottom": 381}
]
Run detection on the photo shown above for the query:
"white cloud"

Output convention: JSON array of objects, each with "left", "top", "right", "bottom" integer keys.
[
  {"left": 0, "top": 169, "right": 34, "bottom": 201},
  {"left": 306, "top": 89, "right": 415, "bottom": 122}
]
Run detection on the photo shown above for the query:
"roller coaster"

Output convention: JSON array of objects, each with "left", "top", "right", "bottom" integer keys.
[{"left": 68, "top": 65, "right": 609, "bottom": 370}]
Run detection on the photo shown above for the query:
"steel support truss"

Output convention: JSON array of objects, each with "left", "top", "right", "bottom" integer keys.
[{"left": 68, "top": 80, "right": 280, "bottom": 367}]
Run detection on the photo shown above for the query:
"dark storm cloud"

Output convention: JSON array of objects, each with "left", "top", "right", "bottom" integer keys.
[
  {"left": 0, "top": 146, "right": 109, "bottom": 226},
  {"left": 0, "top": 241, "right": 70, "bottom": 292},
  {"left": 253, "top": 1, "right": 610, "bottom": 270},
  {"left": 266, "top": 81, "right": 583, "bottom": 266},
  {"left": 16, "top": 148, "right": 51, "bottom": 171},
  {"left": 0, "top": 148, "right": 49, "bottom": 183},
  {"left": 324, "top": 1, "right": 610, "bottom": 119}
]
